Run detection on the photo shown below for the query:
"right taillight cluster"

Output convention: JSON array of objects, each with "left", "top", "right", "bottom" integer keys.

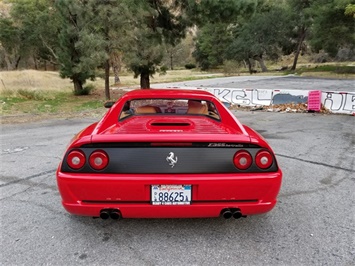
[
  {"left": 66, "top": 149, "right": 109, "bottom": 170},
  {"left": 233, "top": 149, "right": 273, "bottom": 170}
]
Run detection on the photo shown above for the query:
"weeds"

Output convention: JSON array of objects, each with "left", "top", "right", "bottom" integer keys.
[{"left": 17, "top": 89, "right": 47, "bottom": 100}]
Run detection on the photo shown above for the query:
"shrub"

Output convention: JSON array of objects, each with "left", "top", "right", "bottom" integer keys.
[
  {"left": 223, "top": 60, "right": 240, "bottom": 76},
  {"left": 311, "top": 51, "right": 330, "bottom": 63},
  {"left": 74, "top": 84, "right": 95, "bottom": 96},
  {"left": 185, "top": 63, "right": 196, "bottom": 69},
  {"left": 336, "top": 48, "right": 355, "bottom": 61},
  {"left": 159, "top": 65, "right": 168, "bottom": 74}
]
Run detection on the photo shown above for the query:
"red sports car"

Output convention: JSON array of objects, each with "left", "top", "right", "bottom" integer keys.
[{"left": 57, "top": 89, "right": 282, "bottom": 219}]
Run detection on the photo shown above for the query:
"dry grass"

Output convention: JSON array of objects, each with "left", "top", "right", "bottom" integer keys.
[
  {"left": 0, "top": 70, "right": 72, "bottom": 92},
  {"left": 0, "top": 69, "right": 222, "bottom": 123},
  {"left": 0, "top": 69, "right": 220, "bottom": 93}
]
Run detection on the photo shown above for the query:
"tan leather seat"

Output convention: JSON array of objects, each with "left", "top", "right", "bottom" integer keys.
[
  {"left": 135, "top": 106, "right": 159, "bottom": 114},
  {"left": 187, "top": 100, "right": 208, "bottom": 115}
]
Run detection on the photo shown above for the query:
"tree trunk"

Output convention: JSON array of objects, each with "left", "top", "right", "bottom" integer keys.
[
  {"left": 246, "top": 58, "right": 253, "bottom": 74},
  {"left": 15, "top": 56, "right": 21, "bottom": 69},
  {"left": 291, "top": 26, "right": 307, "bottom": 71},
  {"left": 110, "top": 51, "right": 122, "bottom": 84},
  {"left": 242, "top": 60, "right": 247, "bottom": 69},
  {"left": 34, "top": 57, "right": 38, "bottom": 70},
  {"left": 104, "top": 59, "right": 111, "bottom": 100},
  {"left": 140, "top": 72, "right": 150, "bottom": 89},
  {"left": 73, "top": 78, "right": 83, "bottom": 95},
  {"left": 4, "top": 53, "right": 12, "bottom": 70},
  {"left": 254, "top": 55, "right": 268, "bottom": 72},
  {"left": 170, "top": 52, "right": 173, "bottom": 70},
  {"left": 3, "top": 52, "right": 20, "bottom": 70},
  {"left": 113, "top": 66, "right": 120, "bottom": 84}
]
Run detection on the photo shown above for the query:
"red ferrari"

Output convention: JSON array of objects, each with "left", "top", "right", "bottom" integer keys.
[{"left": 57, "top": 89, "right": 282, "bottom": 219}]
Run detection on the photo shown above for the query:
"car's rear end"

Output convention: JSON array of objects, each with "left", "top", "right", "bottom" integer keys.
[{"left": 57, "top": 112, "right": 282, "bottom": 219}]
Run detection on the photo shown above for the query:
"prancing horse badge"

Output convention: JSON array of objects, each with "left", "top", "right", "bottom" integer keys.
[{"left": 166, "top": 152, "right": 178, "bottom": 168}]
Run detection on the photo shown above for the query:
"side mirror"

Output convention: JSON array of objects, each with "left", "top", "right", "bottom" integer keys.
[{"left": 104, "top": 101, "right": 115, "bottom": 108}]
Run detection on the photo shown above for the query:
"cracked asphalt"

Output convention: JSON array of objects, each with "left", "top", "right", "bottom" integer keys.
[{"left": 1, "top": 76, "right": 355, "bottom": 265}]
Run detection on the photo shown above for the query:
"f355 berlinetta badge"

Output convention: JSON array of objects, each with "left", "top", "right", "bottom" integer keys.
[{"left": 166, "top": 152, "right": 178, "bottom": 168}]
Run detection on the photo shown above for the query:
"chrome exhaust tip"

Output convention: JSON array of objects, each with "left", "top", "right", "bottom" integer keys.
[
  {"left": 110, "top": 210, "right": 121, "bottom": 220},
  {"left": 232, "top": 210, "right": 243, "bottom": 219},
  {"left": 221, "top": 209, "right": 233, "bottom": 219},
  {"left": 100, "top": 210, "right": 110, "bottom": 220}
]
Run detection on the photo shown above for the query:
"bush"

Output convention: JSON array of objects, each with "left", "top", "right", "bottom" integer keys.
[
  {"left": 336, "top": 48, "right": 355, "bottom": 61},
  {"left": 159, "top": 65, "right": 168, "bottom": 74},
  {"left": 185, "top": 63, "right": 196, "bottom": 69},
  {"left": 223, "top": 60, "right": 240, "bottom": 76},
  {"left": 74, "top": 84, "right": 95, "bottom": 96},
  {"left": 311, "top": 51, "right": 330, "bottom": 63}
]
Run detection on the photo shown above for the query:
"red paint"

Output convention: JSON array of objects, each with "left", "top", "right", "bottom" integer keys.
[{"left": 56, "top": 89, "right": 282, "bottom": 218}]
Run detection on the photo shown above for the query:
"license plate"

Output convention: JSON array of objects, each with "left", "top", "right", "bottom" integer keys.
[{"left": 151, "top": 185, "right": 191, "bottom": 205}]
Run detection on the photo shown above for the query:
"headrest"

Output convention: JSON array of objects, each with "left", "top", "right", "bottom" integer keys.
[
  {"left": 187, "top": 101, "right": 208, "bottom": 115},
  {"left": 135, "top": 106, "right": 158, "bottom": 114}
]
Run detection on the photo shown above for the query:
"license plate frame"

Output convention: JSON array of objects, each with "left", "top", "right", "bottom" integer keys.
[{"left": 151, "top": 185, "right": 191, "bottom": 205}]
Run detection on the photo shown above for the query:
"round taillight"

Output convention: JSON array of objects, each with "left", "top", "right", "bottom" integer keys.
[
  {"left": 255, "top": 150, "right": 273, "bottom": 169},
  {"left": 89, "top": 150, "right": 109, "bottom": 170},
  {"left": 233, "top": 150, "right": 252, "bottom": 170},
  {"left": 67, "top": 150, "right": 86, "bottom": 170}
]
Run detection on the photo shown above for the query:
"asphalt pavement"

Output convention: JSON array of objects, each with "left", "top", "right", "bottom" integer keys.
[
  {"left": 153, "top": 75, "right": 355, "bottom": 92},
  {"left": 1, "top": 76, "right": 354, "bottom": 265}
]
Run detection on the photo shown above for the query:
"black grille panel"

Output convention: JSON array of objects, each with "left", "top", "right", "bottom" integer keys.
[{"left": 61, "top": 146, "right": 279, "bottom": 173}]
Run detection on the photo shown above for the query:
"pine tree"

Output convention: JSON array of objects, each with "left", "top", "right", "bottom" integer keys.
[
  {"left": 125, "top": 0, "right": 192, "bottom": 88},
  {"left": 55, "top": 0, "right": 106, "bottom": 95}
]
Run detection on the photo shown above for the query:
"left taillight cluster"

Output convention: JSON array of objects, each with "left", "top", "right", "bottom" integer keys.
[
  {"left": 233, "top": 149, "right": 274, "bottom": 170},
  {"left": 66, "top": 149, "right": 109, "bottom": 170}
]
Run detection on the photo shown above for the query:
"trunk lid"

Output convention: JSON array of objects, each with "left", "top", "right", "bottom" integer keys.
[{"left": 91, "top": 116, "right": 251, "bottom": 143}]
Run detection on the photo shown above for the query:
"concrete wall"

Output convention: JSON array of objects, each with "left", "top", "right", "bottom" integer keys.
[{"left": 177, "top": 87, "right": 355, "bottom": 115}]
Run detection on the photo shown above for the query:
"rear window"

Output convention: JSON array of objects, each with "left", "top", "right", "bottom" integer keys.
[{"left": 119, "top": 99, "right": 220, "bottom": 121}]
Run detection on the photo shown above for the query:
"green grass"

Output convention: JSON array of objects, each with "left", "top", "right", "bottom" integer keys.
[
  {"left": 0, "top": 96, "right": 27, "bottom": 111},
  {"left": 0, "top": 89, "right": 104, "bottom": 116},
  {"left": 76, "top": 100, "right": 104, "bottom": 111},
  {"left": 284, "top": 65, "right": 355, "bottom": 75}
]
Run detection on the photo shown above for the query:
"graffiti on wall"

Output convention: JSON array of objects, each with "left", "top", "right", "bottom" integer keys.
[
  {"left": 187, "top": 87, "right": 354, "bottom": 114},
  {"left": 323, "top": 91, "right": 355, "bottom": 113}
]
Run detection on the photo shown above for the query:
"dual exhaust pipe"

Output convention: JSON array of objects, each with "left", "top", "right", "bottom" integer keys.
[
  {"left": 100, "top": 209, "right": 121, "bottom": 220},
  {"left": 100, "top": 208, "right": 243, "bottom": 220},
  {"left": 221, "top": 208, "right": 245, "bottom": 219}
]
